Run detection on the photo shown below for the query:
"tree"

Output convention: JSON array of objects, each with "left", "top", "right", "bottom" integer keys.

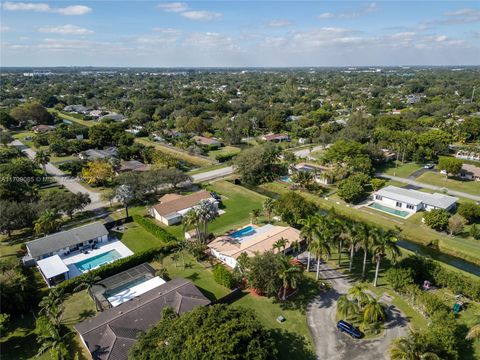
[
  {"left": 0, "top": 313, "right": 10, "bottom": 334},
  {"left": 274, "top": 191, "right": 317, "bottom": 226},
  {"left": 10, "top": 102, "right": 53, "bottom": 127},
  {"left": 390, "top": 331, "right": 442, "bottom": 360},
  {"left": 263, "top": 198, "right": 275, "bottom": 223},
  {"left": 247, "top": 251, "right": 282, "bottom": 296},
  {"left": 363, "top": 298, "right": 386, "bottom": 324},
  {"left": 0, "top": 132, "right": 13, "bottom": 147},
  {"left": 34, "top": 150, "right": 50, "bottom": 174},
  {"left": 457, "top": 202, "right": 480, "bottom": 223},
  {"left": 371, "top": 178, "right": 386, "bottom": 191},
  {"left": 438, "top": 157, "right": 463, "bottom": 179},
  {"left": 101, "top": 188, "right": 116, "bottom": 207},
  {"left": 277, "top": 255, "right": 303, "bottom": 300},
  {"left": 337, "top": 295, "right": 358, "bottom": 320},
  {"left": 272, "top": 237, "right": 288, "bottom": 254},
  {"left": 448, "top": 214, "right": 466, "bottom": 235},
  {"left": 466, "top": 323, "right": 480, "bottom": 340},
  {"left": 35, "top": 316, "right": 70, "bottom": 360},
  {"left": 116, "top": 184, "right": 133, "bottom": 217},
  {"left": 73, "top": 271, "right": 101, "bottom": 293},
  {"left": 130, "top": 305, "right": 277, "bottom": 360},
  {"left": 371, "top": 228, "right": 401, "bottom": 287},
  {"left": 194, "top": 199, "right": 218, "bottom": 243},
  {"left": 183, "top": 209, "right": 201, "bottom": 241},
  {"left": 235, "top": 143, "right": 281, "bottom": 185},
  {"left": 471, "top": 224, "right": 480, "bottom": 240},
  {"left": 309, "top": 234, "right": 331, "bottom": 280},
  {"left": 347, "top": 283, "right": 372, "bottom": 307},
  {"left": 58, "top": 161, "right": 84, "bottom": 176},
  {"left": 34, "top": 209, "right": 60, "bottom": 235},
  {"left": 300, "top": 215, "right": 318, "bottom": 272},
  {"left": 423, "top": 209, "right": 450, "bottom": 232},
  {"left": 337, "top": 175, "right": 367, "bottom": 203},
  {"left": 63, "top": 192, "right": 91, "bottom": 218},
  {"left": 250, "top": 208, "right": 261, "bottom": 224},
  {"left": 81, "top": 160, "right": 114, "bottom": 186},
  {"left": 356, "top": 223, "right": 375, "bottom": 279},
  {"left": 0, "top": 200, "right": 38, "bottom": 237}
]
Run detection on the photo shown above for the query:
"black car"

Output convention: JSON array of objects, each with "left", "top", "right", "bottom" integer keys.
[{"left": 336, "top": 320, "right": 362, "bottom": 339}]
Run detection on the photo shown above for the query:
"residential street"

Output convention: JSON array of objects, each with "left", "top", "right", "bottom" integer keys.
[
  {"left": 378, "top": 173, "right": 480, "bottom": 202},
  {"left": 10, "top": 140, "right": 107, "bottom": 211},
  {"left": 292, "top": 145, "right": 324, "bottom": 160},
  {"left": 191, "top": 165, "right": 235, "bottom": 182},
  {"left": 300, "top": 254, "right": 408, "bottom": 360}
]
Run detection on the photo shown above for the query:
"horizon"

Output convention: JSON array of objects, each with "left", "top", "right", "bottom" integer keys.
[{"left": 1, "top": 1, "right": 480, "bottom": 67}]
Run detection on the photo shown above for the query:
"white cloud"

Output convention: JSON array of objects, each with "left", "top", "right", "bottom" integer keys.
[
  {"left": 157, "top": 2, "right": 188, "bottom": 12},
  {"left": 152, "top": 27, "right": 181, "bottom": 36},
  {"left": 0, "top": 25, "right": 10, "bottom": 32},
  {"left": 318, "top": 12, "right": 334, "bottom": 19},
  {"left": 442, "top": 8, "right": 480, "bottom": 24},
  {"left": 2, "top": 2, "right": 91, "bottom": 15},
  {"left": 180, "top": 11, "right": 221, "bottom": 21},
  {"left": 318, "top": 2, "right": 377, "bottom": 20},
  {"left": 184, "top": 32, "right": 237, "bottom": 50},
  {"left": 267, "top": 19, "right": 291, "bottom": 28},
  {"left": 38, "top": 24, "right": 94, "bottom": 35},
  {"left": 136, "top": 28, "right": 181, "bottom": 45}
]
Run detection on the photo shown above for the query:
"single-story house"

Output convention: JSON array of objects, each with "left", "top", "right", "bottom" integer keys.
[
  {"left": 192, "top": 135, "right": 221, "bottom": 148},
  {"left": 455, "top": 150, "right": 480, "bottom": 162},
  {"left": 99, "top": 113, "right": 127, "bottom": 122},
  {"left": 208, "top": 224, "right": 301, "bottom": 268},
  {"left": 149, "top": 190, "right": 218, "bottom": 225},
  {"left": 373, "top": 185, "right": 458, "bottom": 214},
  {"left": 117, "top": 160, "right": 150, "bottom": 173},
  {"left": 261, "top": 133, "right": 290, "bottom": 142},
  {"left": 460, "top": 164, "right": 480, "bottom": 181},
  {"left": 32, "top": 124, "right": 56, "bottom": 133},
  {"left": 289, "top": 162, "right": 334, "bottom": 185},
  {"left": 63, "top": 105, "right": 91, "bottom": 114},
  {"left": 79, "top": 147, "right": 118, "bottom": 161},
  {"left": 75, "top": 278, "right": 210, "bottom": 360}
]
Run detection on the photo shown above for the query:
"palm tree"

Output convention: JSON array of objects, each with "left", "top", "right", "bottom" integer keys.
[
  {"left": 36, "top": 319, "right": 70, "bottom": 360},
  {"left": 347, "top": 283, "right": 371, "bottom": 308},
  {"left": 346, "top": 224, "right": 360, "bottom": 272},
  {"left": 309, "top": 235, "right": 331, "bottom": 280},
  {"left": 195, "top": 199, "right": 218, "bottom": 242},
  {"left": 328, "top": 216, "right": 350, "bottom": 267},
  {"left": 277, "top": 255, "right": 303, "bottom": 300},
  {"left": 35, "top": 150, "right": 50, "bottom": 174},
  {"left": 357, "top": 223, "right": 376, "bottom": 280},
  {"left": 390, "top": 331, "right": 442, "bottom": 360},
  {"left": 39, "top": 288, "right": 67, "bottom": 326},
  {"left": 466, "top": 322, "right": 480, "bottom": 340},
  {"left": 73, "top": 271, "right": 101, "bottom": 293},
  {"left": 250, "top": 208, "right": 261, "bottom": 224},
  {"left": 371, "top": 229, "right": 401, "bottom": 287},
  {"left": 34, "top": 210, "right": 60, "bottom": 235},
  {"left": 290, "top": 240, "right": 301, "bottom": 258},
  {"left": 263, "top": 198, "right": 275, "bottom": 223},
  {"left": 274, "top": 237, "right": 288, "bottom": 254},
  {"left": 115, "top": 184, "right": 133, "bottom": 217},
  {"left": 300, "top": 215, "right": 318, "bottom": 272},
  {"left": 171, "top": 253, "right": 180, "bottom": 268},
  {"left": 363, "top": 298, "right": 386, "bottom": 324},
  {"left": 337, "top": 295, "right": 358, "bottom": 320},
  {"left": 183, "top": 209, "right": 200, "bottom": 240}
]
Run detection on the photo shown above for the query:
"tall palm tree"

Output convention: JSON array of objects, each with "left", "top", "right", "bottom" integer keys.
[
  {"left": 39, "top": 288, "right": 67, "bottom": 326},
  {"left": 274, "top": 237, "right": 288, "bottom": 254},
  {"left": 290, "top": 240, "right": 301, "bottom": 258},
  {"left": 195, "top": 199, "right": 218, "bottom": 242},
  {"left": 337, "top": 295, "right": 358, "bottom": 320},
  {"left": 115, "top": 184, "right": 133, "bottom": 217},
  {"left": 309, "top": 235, "right": 331, "bottom": 280},
  {"left": 35, "top": 150, "right": 50, "bottom": 174},
  {"left": 277, "top": 255, "right": 303, "bottom": 300},
  {"left": 36, "top": 320, "right": 70, "bottom": 360},
  {"left": 357, "top": 223, "right": 376, "bottom": 280},
  {"left": 329, "top": 215, "right": 350, "bottom": 267},
  {"left": 363, "top": 298, "right": 386, "bottom": 324},
  {"left": 347, "top": 283, "right": 371, "bottom": 308},
  {"left": 263, "top": 198, "right": 275, "bottom": 223},
  {"left": 250, "top": 208, "right": 261, "bottom": 224},
  {"left": 390, "top": 331, "right": 442, "bottom": 360},
  {"left": 34, "top": 209, "right": 60, "bottom": 236},
  {"left": 371, "top": 229, "right": 401, "bottom": 287},
  {"left": 183, "top": 209, "right": 200, "bottom": 240},
  {"left": 73, "top": 271, "right": 101, "bottom": 293},
  {"left": 299, "top": 215, "right": 318, "bottom": 272},
  {"left": 346, "top": 224, "right": 360, "bottom": 272}
]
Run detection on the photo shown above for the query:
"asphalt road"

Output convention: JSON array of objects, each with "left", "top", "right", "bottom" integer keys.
[
  {"left": 378, "top": 173, "right": 480, "bottom": 202},
  {"left": 10, "top": 140, "right": 107, "bottom": 211},
  {"left": 191, "top": 166, "right": 234, "bottom": 182},
  {"left": 300, "top": 254, "right": 408, "bottom": 360},
  {"left": 292, "top": 145, "right": 324, "bottom": 160}
]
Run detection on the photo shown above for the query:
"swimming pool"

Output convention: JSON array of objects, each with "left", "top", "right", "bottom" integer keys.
[
  {"left": 368, "top": 203, "right": 410, "bottom": 218},
  {"left": 280, "top": 176, "right": 292, "bottom": 183},
  {"left": 230, "top": 225, "right": 256, "bottom": 239},
  {"left": 74, "top": 250, "right": 122, "bottom": 272}
]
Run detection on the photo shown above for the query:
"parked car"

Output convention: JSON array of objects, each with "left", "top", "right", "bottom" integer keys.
[
  {"left": 424, "top": 164, "right": 434, "bottom": 169},
  {"left": 337, "top": 320, "right": 362, "bottom": 339}
]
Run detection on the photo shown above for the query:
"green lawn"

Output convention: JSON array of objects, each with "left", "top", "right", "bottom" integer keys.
[
  {"left": 116, "top": 221, "right": 167, "bottom": 253},
  {"left": 49, "top": 109, "right": 93, "bottom": 128},
  {"left": 208, "top": 146, "right": 241, "bottom": 159},
  {"left": 379, "top": 161, "right": 424, "bottom": 178},
  {"left": 416, "top": 172, "right": 480, "bottom": 196},
  {"left": 12, "top": 131, "right": 46, "bottom": 150},
  {"left": 187, "top": 163, "right": 230, "bottom": 175}
]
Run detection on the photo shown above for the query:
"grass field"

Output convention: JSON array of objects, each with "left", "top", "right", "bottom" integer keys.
[
  {"left": 379, "top": 161, "right": 424, "bottom": 178},
  {"left": 49, "top": 109, "right": 93, "bottom": 128},
  {"left": 416, "top": 172, "right": 480, "bottom": 196},
  {"left": 208, "top": 146, "right": 241, "bottom": 159},
  {"left": 115, "top": 221, "right": 167, "bottom": 253}
]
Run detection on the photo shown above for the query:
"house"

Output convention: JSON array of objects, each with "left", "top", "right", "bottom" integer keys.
[
  {"left": 117, "top": 160, "right": 150, "bottom": 173},
  {"left": 32, "top": 124, "right": 56, "bottom": 133},
  {"left": 382, "top": 149, "right": 397, "bottom": 162},
  {"left": 208, "top": 224, "right": 301, "bottom": 268},
  {"left": 192, "top": 135, "right": 221, "bottom": 148},
  {"left": 261, "top": 133, "right": 290, "bottom": 142},
  {"left": 460, "top": 164, "right": 480, "bottom": 181},
  {"left": 125, "top": 125, "right": 144, "bottom": 135},
  {"left": 455, "top": 150, "right": 480, "bottom": 161},
  {"left": 99, "top": 113, "right": 127, "bottom": 122},
  {"left": 63, "top": 105, "right": 90, "bottom": 114},
  {"left": 75, "top": 278, "right": 210, "bottom": 360},
  {"left": 373, "top": 185, "right": 458, "bottom": 214},
  {"left": 406, "top": 94, "right": 422, "bottom": 105},
  {"left": 149, "top": 190, "right": 218, "bottom": 225},
  {"left": 289, "top": 162, "right": 334, "bottom": 185},
  {"left": 79, "top": 147, "right": 118, "bottom": 161}
]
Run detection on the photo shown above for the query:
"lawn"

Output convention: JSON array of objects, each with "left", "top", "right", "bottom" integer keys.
[
  {"left": 115, "top": 221, "right": 167, "bottom": 253},
  {"left": 187, "top": 163, "right": 230, "bottom": 175},
  {"left": 208, "top": 146, "right": 241, "bottom": 159},
  {"left": 416, "top": 171, "right": 480, "bottom": 196},
  {"left": 379, "top": 161, "right": 424, "bottom": 178},
  {"left": 49, "top": 109, "right": 93, "bottom": 128},
  {"left": 12, "top": 131, "right": 46, "bottom": 150}
]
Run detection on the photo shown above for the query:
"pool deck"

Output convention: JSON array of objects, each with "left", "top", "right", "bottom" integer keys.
[{"left": 63, "top": 240, "right": 133, "bottom": 278}]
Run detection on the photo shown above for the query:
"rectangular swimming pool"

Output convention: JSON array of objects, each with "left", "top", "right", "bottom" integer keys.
[
  {"left": 368, "top": 203, "right": 410, "bottom": 218},
  {"left": 280, "top": 176, "right": 292, "bottom": 183},
  {"left": 230, "top": 225, "right": 256, "bottom": 239},
  {"left": 74, "top": 250, "right": 122, "bottom": 272}
]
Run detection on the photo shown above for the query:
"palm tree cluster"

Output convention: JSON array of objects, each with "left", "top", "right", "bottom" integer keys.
[
  {"left": 182, "top": 199, "right": 218, "bottom": 243},
  {"left": 300, "top": 213, "right": 400, "bottom": 286}
]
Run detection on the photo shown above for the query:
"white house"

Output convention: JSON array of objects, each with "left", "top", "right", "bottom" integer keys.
[
  {"left": 149, "top": 190, "right": 218, "bottom": 226},
  {"left": 460, "top": 164, "right": 480, "bottom": 181},
  {"left": 289, "top": 162, "right": 334, "bottom": 185},
  {"left": 373, "top": 186, "right": 458, "bottom": 214}
]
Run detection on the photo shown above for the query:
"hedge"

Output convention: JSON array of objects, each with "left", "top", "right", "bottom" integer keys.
[
  {"left": 212, "top": 264, "right": 237, "bottom": 289},
  {"left": 215, "top": 152, "right": 238, "bottom": 163},
  {"left": 399, "top": 255, "right": 480, "bottom": 301},
  {"left": 132, "top": 214, "right": 179, "bottom": 243},
  {"left": 58, "top": 243, "right": 177, "bottom": 293}
]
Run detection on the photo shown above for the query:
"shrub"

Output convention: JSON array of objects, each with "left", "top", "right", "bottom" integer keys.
[
  {"left": 212, "top": 264, "right": 237, "bottom": 289},
  {"left": 423, "top": 209, "right": 450, "bottom": 231},
  {"left": 448, "top": 214, "right": 466, "bottom": 235},
  {"left": 457, "top": 202, "right": 480, "bottom": 223},
  {"left": 384, "top": 267, "right": 414, "bottom": 292},
  {"left": 132, "top": 215, "right": 178, "bottom": 243},
  {"left": 215, "top": 152, "right": 237, "bottom": 162}
]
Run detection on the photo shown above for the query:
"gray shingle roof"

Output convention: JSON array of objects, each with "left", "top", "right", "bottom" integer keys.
[
  {"left": 26, "top": 222, "right": 109, "bottom": 259},
  {"left": 376, "top": 186, "right": 458, "bottom": 209},
  {"left": 75, "top": 278, "right": 210, "bottom": 360}
]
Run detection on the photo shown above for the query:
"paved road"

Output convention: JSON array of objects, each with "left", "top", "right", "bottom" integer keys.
[
  {"left": 378, "top": 173, "right": 480, "bottom": 202},
  {"left": 10, "top": 140, "right": 107, "bottom": 211},
  {"left": 301, "top": 254, "right": 408, "bottom": 360},
  {"left": 292, "top": 145, "right": 324, "bottom": 160},
  {"left": 191, "top": 166, "right": 234, "bottom": 183}
]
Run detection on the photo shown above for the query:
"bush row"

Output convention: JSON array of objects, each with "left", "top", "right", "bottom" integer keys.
[
  {"left": 59, "top": 243, "right": 177, "bottom": 293},
  {"left": 212, "top": 264, "right": 237, "bottom": 289},
  {"left": 398, "top": 255, "right": 480, "bottom": 301},
  {"left": 132, "top": 214, "right": 179, "bottom": 243},
  {"left": 215, "top": 152, "right": 238, "bottom": 162}
]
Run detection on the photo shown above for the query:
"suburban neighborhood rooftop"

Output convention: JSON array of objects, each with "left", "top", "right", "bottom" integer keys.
[{"left": 375, "top": 185, "right": 458, "bottom": 209}]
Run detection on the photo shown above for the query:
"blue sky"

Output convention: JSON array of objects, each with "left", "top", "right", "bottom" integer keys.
[{"left": 1, "top": 1, "right": 479, "bottom": 66}]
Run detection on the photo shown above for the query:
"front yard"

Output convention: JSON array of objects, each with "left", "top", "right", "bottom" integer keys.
[{"left": 416, "top": 171, "right": 480, "bottom": 196}]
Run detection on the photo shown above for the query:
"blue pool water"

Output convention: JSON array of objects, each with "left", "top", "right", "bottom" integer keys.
[
  {"left": 75, "top": 250, "right": 122, "bottom": 272},
  {"left": 368, "top": 203, "right": 410, "bottom": 218},
  {"left": 230, "top": 226, "right": 256, "bottom": 239},
  {"left": 280, "top": 176, "right": 292, "bottom": 183}
]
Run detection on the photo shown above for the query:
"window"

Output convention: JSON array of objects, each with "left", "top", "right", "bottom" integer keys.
[
  {"left": 406, "top": 204, "right": 414, "bottom": 210},
  {"left": 396, "top": 202, "right": 402, "bottom": 208},
  {"left": 376, "top": 195, "right": 382, "bottom": 200}
]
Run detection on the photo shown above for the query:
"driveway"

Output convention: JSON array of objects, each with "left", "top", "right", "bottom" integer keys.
[
  {"left": 10, "top": 140, "right": 107, "bottom": 211},
  {"left": 300, "top": 254, "right": 408, "bottom": 360},
  {"left": 293, "top": 145, "right": 324, "bottom": 160}
]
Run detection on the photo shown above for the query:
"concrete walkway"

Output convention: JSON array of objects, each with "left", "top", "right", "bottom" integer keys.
[
  {"left": 10, "top": 140, "right": 107, "bottom": 211},
  {"left": 378, "top": 173, "right": 480, "bottom": 202},
  {"left": 301, "top": 254, "right": 408, "bottom": 360}
]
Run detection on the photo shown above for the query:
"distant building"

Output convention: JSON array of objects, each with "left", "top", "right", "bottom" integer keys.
[
  {"left": 455, "top": 150, "right": 480, "bottom": 162},
  {"left": 117, "top": 160, "right": 150, "bottom": 173},
  {"left": 406, "top": 94, "right": 422, "bottom": 105},
  {"left": 32, "top": 124, "right": 56, "bottom": 133},
  {"left": 99, "top": 113, "right": 127, "bottom": 122},
  {"left": 460, "top": 164, "right": 480, "bottom": 181},
  {"left": 63, "top": 105, "right": 90, "bottom": 114},
  {"left": 261, "top": 133, "right": 290, "bottom": 142},
  {"left": 79, "top": 147, "right": 118, "bottom": 161},
  {"left": 289, "top": 162, "right": 334, "bottom": 185},
  {"left": 192, "top": 135, "right": 221, "bottom": 148}
]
